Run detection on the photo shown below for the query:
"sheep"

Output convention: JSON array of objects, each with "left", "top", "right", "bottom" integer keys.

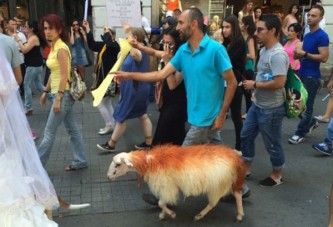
[{"left": 107, "top": 144, "right": 246, "bottom": 222}]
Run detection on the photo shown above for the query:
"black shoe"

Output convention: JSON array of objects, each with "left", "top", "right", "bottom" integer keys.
[
  {"left": 259, "top": 177, "right": 283, "bottom": 187},
  {"left": 135, "top": 142, "right": 152, "bottom": 150},
  {"left": 96, "top": 142, "right": 115, "bottom": 152},
  {"left": 142, "top": 193, "right": 158, "bottom": 206}
]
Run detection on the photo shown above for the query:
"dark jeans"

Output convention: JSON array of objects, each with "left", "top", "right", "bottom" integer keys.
[{"left": 295, "top": 77, "right": 320, "bottom": 137}]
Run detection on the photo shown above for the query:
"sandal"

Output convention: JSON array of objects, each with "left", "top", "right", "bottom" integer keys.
[{"left": 65, "top": 165, "right": 87, "bottom": 172}]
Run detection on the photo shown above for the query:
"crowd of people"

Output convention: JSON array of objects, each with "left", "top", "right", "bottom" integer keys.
[{"left": 0, "top": 0, "right": 332, "bottom": 225}]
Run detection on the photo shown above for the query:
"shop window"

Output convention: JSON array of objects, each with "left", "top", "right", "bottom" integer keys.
[{"left": 16, "top": 0, "right": 29, "bottom": 20}]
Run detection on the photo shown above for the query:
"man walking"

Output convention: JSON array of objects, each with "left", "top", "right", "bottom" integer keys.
[
  {"left": 289, "top": 4, "right": 329, "bottom": 144},
  {"left": 115, "top": 7, "right": 237, "bottom": 145},
  {"left": 242, "top": 14, "right": 289, "bottom": 187},
  {"left": 0, "top": 32, "right": 22, "bottom": 85}
]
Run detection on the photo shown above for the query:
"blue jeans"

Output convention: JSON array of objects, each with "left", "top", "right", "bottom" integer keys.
[
  {"left": 324, "top": 116, "right": 333, "bottom": 147},
  {"left": 295, "top": 77, "right": 320, "bottom": 137},
  {"left": 38, "top": 91, "right": 87, "bottom": 168},
  {"left": 241, "top": 104, "right": 285, "bottom": 170},
  {"left": 182, "top": 125, "right": 222, "bottom": 146},
  {"left": 24, "top": 66, "right": 44, "bottom": 111}
]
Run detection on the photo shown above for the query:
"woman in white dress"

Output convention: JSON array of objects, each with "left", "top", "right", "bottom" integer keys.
[{"left": 0, "top": 43, "right": 58, "bottom": 227}]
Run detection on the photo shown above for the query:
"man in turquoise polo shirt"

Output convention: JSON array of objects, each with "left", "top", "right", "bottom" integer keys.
[{"left": 115, "top": 7, "right": 237, "bottom": 145}]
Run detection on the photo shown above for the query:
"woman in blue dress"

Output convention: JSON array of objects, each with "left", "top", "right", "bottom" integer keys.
[
  {"left": 69, "top": 19, "right": 89, "bottom": 79},
  {"left": 97, "top": 27, "right": 152, "bottom": 152}
]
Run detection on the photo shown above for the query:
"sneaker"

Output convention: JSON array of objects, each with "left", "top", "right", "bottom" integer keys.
[
  {"left": 96, "top": 142, "right": 115, "bottom": 152},
  {"left": 135, "top": 142, "right": 152, "bottom": 150},
  {"left": 312, "top": 142, "right": 333, "bottom": 156},
  {"left": 259, "top": 177, "right": 283, "bottom": 187},
  {"left": 142, "top": 193, "right": 159, "bottom": 206},
  {"left": 98, "top": 126, "right": 114, "bottom": 135},
  {"left": 242, "top": 113, "right": 247, "bottom": 119},
  {"left": 288, "top": 135, "right": 304, "bottom": 144},
  {"left": 308, "top": 120, "right": 320, "bottom": 134},
  {"left": 314, "top": 116, "right": 329, "bottom": 123}
]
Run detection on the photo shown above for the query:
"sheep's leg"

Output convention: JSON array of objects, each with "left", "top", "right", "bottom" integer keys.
[
  {"left": 233, "top": 190, "right": 244, "bottom": 222},
  {"left": 158, "top": 200, "right": 176, "bottom": 220},
  {"left": 194, "top": 203, "right": 214, "bottom": 221},
  {"left": 194, "top": 195, "right": 220, "bottom": 221}
]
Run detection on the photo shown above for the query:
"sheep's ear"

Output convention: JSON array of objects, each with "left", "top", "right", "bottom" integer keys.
[{"left": 121, "top": 157, "right": 133, "bottom": 167}]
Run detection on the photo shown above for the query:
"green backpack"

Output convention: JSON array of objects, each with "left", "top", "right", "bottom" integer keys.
[
  {"left": 267, "top": 47, "right": 308, "bottom": 118},
  {"left": 284, "top": 68, "right": 308, "bottom": 118}
]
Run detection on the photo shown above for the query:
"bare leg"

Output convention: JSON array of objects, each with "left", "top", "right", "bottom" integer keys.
[
  {"left": 321, "top": 97, "right": 333, "bottom": 120},
  {"left": 108, "top": 121, "right": 127, "bottom": 147},
  {"left": 234, "top": 190, "right": 245, "bottom": 222},
  {"left": 158, "top": 200, "right": 176, "bottom": 220},
  {"left": 139, "top": 114, "right": 152, "bottom": 145}
]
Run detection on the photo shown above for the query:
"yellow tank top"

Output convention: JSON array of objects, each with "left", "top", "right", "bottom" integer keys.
[{"left": 46, "top": 38, "right": 71, "bottom": 94}]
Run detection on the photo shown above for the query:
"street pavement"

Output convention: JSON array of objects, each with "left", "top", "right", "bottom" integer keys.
[{"left": 27, "top": 80, "right": 333, "bottom": 227}]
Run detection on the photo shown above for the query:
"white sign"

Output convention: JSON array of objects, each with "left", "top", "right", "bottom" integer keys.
[{"left": 106, "top": 0, "right": 141, "bottom": 28}]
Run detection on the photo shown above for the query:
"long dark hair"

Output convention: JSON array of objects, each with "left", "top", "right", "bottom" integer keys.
[
  {"left": 222, "top": 15, "right": 243, "bottom": 51},
  {"left": 162, "top": 26, "right": 184, "bottom": 54},
  {"left": 242, "top": 16, "right": 256, "bottom": 36},
  {"left": 70, "top": 19, "right": 84, "bottom": 40},
  {"left": 27, "top": 19, "right": 47, "bottom": 48}
]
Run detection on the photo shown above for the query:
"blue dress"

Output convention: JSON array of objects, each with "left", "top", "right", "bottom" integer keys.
[
  {"left": 113, "top": 51, "right": 150, "bottom": 122},
  {"left": 71, "top": 36, "right": 89, "bottom": 66}
]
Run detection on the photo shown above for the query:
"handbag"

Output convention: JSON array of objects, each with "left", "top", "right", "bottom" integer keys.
[{"left": 69, "top": 67, "right": 87, "bottom": 101}]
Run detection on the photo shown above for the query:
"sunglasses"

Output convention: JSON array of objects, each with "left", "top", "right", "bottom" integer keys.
[{"left": 72, "top": 23, "right": 79, "bottom": 26}]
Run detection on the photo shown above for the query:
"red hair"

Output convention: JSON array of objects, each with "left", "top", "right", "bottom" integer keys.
[{"left": 40, "top": 14, "right": 68, "bottom": 42}]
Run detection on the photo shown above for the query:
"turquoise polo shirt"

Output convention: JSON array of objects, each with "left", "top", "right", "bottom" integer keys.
[{"left": 170, "top": 34, "right": 232, "bottom": 127}]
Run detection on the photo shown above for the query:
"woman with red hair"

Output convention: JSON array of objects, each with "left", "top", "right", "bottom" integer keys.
[{"left": 38, "top": 14, "right": 87, "bottom": 171}]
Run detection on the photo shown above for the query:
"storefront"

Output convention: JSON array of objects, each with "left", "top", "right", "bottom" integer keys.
[{"left": 0, "top": 0, "right": 30, "bottom": 21}]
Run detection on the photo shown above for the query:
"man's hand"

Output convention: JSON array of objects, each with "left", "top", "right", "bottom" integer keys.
[
  {"left": 211, "top": 115, "right": 225, "bottom": 130},
  {"left": 82, "top": 20, "right": 90, "bottom": 33},
  {"left": 243, "top": 79, "right": 256, "bottom": 90}
]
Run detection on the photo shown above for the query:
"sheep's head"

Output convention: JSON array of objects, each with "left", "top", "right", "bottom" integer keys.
[{"left": 107, "top": 152, "right": 133, "bottom": 181}]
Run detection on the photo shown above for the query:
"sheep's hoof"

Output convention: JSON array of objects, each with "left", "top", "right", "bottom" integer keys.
[
  {"left": 159, "top": 212, "right": 165, "bottom": 220},
  {"left": 193, "top": 213, "right": 204, "bottom": 221},
  {"left": 170, "top": 211, "right": 176, "bottom": 219},
  {"left": 235, "top": 214, "right": 244, "bottom": 223}
]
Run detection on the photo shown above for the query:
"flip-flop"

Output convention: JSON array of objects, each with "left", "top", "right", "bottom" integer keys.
[{"left": 64, "top": 165, "right": 87, "bottom": 171}]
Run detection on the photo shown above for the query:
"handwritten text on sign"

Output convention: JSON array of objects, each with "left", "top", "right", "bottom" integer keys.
[{"left": 106, "top": 0, "right": 141, "bottom": 27}]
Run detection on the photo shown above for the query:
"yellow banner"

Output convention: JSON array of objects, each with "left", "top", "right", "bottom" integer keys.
[{"left": 91, "top": 38, "right": 131, "bottom": 107}]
